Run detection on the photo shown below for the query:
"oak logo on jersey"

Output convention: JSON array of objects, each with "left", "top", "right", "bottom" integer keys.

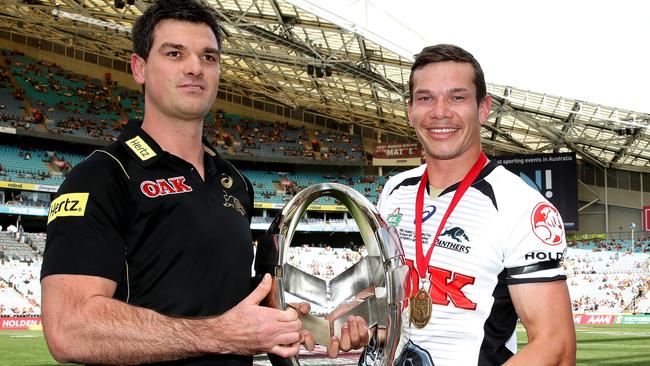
[
  {"left": 125, "top": 136, "right": 157, "bottom": 161},
  {"left": 531, "top": 202, "right": 563, "bottom": 246},
  {"left": 405, "top": 258, "right": 477, "bottom": 311},
  {"left": 140, "top": 176, "right": 193, "bottom": 198},
  {"left": 48, "top": 192, "right": 89, "bottom": 224},
  {"left": 387, "top": 208, "right": 403, "bottom": 227}
]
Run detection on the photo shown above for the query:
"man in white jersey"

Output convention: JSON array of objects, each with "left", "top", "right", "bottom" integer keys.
[{"left": 367, "top": 44, "right": 576, "bottom": 365}]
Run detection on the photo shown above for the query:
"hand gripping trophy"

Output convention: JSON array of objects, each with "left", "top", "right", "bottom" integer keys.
[{"left": 255, "top": 183, "right": 409, "bottom": 366}]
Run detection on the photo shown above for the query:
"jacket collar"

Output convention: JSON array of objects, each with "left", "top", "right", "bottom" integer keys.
[{"left": 118, "top": 120, "right": 226, "bottom": 169}]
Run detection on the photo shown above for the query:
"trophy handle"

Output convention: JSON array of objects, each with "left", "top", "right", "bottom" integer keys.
[{"left": 255, "top": 183, "right": 408, "bottom": 366}]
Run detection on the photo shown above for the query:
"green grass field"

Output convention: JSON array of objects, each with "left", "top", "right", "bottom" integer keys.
[{"left": 0, "top": 324, "right": 649, "bottom": 365}]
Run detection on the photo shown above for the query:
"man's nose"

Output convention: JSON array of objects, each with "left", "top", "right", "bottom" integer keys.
[
  {"left": 184, "top": 55, "right": 204, "bottom": 78},
  {"left": 429, "top": 99, "right": 451, "bottom": 119}
]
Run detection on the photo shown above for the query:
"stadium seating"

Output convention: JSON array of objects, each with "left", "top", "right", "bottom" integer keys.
[
  {"left": 565, "top": 247, "right": 649, "bottom": 313},
  {"left": 0, "top": 258, "right": 41, "bottom": 317},
  {"left": 243, "top": 170, "right": 387, "bottom": 205},
  {"left": 2, "top": 48, "right": 368, "bottom": 165},
  {"left": 0, "top": 144, "right": 82, "bottom": 186}
]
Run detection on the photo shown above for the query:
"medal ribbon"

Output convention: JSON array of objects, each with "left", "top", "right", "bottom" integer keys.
[{"left": 414, "top": 152, "right": 487, "bottom": 281}]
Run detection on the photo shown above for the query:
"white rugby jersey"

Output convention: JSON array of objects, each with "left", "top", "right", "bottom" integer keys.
[{"left": 376, "top": 161, "right": 567, "bottom": 366}]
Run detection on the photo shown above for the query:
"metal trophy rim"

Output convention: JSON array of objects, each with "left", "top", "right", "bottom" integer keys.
[{"left": 255, "top": 182, "right": 407, "bottom": 366}]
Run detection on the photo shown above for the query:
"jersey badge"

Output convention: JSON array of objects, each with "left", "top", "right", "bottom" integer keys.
[
  {"left": 125, "top": 136, "right": 157, "bottom": 161},
  {"left": 414, "top": 205, "right": 436, "bottom": 224},
  {"left": 386, "top": 208, "right": 402, "bottom": 227},
  {"left": 48, "top": 192, "right": 89, "bottom": 224},
  {"left": 531, "top": 202, "right": 563, "bottom": 245},
  {"left": 440, "top": 226, "right": 469, "bottom": 242},
  {"left": 436, "top": 225, "right": 472, "bottom": 254},
  {"left": 140, "top": 176, "right": 193, "bottom": 198},
  {"left": 221, "top": 175, "right": 233, "bottom": 189},
  {"left": 223, "top": 190, "right": 246, "bottom": 216}
]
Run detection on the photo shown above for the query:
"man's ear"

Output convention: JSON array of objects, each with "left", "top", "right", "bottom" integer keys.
[
  {"left": 131, "top": 53, "right": 146, "bottom": 85},
  {"left": 478, "top": 95, "right": 492, "bottom": 125}
]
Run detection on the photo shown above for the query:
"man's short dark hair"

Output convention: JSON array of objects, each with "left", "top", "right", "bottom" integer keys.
[
  {"left": 408, "top": 44, "right": 487, "bottom": 105},
  {"left": 132, "top": 0, "right": 222, "bottom": 60}
]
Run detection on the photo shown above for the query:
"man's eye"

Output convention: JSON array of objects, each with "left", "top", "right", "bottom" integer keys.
[{"left": 167, "top": 51, "right": 180, "bottom": 57}]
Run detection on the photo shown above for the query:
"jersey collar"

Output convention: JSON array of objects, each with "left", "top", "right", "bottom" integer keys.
[
  {"left": 118, "top": 120, "right": 165, "bottom": 166},
  {"left": 119, "top": 120, "right": 228, "bottom": 170},
  {"left": 434, "top": 159, "right": 499, "bottom": 197}
]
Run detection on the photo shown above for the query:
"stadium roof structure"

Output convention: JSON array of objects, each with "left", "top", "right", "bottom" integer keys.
[{"left": 1, "top": 0, "right": 650, "bottom": 171}]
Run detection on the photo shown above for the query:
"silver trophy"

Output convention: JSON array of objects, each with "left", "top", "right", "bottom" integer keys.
[{"left": 254, "top": 183, "right": 409, "bottom": 366}]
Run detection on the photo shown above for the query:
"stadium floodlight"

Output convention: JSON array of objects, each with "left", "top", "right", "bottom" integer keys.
[{"left": 51, "top": 8, "right": 131, "bottom": 35}]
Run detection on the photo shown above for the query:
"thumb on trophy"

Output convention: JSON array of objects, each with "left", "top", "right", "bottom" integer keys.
[{"left": 242, "top": 273, "right": 272, "bottom": 305}]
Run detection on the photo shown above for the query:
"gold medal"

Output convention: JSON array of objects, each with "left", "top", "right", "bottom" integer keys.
[{"left": 409, "top": 288, "right": 432, "bottom": 328}]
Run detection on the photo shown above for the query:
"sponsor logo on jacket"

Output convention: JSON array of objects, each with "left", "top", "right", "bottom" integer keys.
[
  {"left": 531, "top": 202, "right": 564, "bottom": 245},
  {"left": 140, "top": 176, "right": 193, "bottom": 198},
  {"left": 48, "top": 193, "right": 89, "bottom": 224},
  {"left": 126, "top": 136, "right": 157, "bottom": 161}
]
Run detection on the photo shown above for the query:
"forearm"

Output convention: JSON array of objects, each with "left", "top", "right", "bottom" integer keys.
[
  {"left": 42, "top": 273, "right": 303, "bottom": 364},
  {"left": 506, "top": 281, "right": 576, "bottom": 366},
  {"left": 45, "top": 295, "right": 230, "bottom": 365},
  {"left": 503, "top": 335, "right": 575, "bottom": 366}
]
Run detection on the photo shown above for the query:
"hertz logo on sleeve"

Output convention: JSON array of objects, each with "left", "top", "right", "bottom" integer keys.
[
  {"left": 126, "top": 136, "right": 157, "bottom": 161},
  {"left": 48, "top": 193, "right": 89, "bottom": 224}
]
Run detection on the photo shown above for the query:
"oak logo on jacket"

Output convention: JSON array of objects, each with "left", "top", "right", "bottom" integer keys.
[{"left": 140, "top": 176, "right": 193, "bottom": 198}]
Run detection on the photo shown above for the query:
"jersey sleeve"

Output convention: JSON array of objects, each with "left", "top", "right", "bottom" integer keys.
[
  {"left": 41, "top": 152, "right": 129, "bottom": 282},
  {"left": 502, "top": 196, "right": 567, "bottom": 285}
]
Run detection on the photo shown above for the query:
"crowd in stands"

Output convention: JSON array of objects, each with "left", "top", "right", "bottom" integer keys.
[
  {"left": 3, "top": 49, "right": 120, "bottom": 118},
  {"left": 3, "top": 193, "right": 49, "bottom": 208},
  {"left": 568, "top": 238, "right": 650, "bottom": 253},
  {"left": 0, "top": 228, "right": 43, "bottom": 317},
  {"left": 208, "top": 116, "right": 365, "bottom": 164},
  {"left": 0, "top": 258, "right": 41, "bottom": 317},
  {"left": 0, "top": 144, "right": 75, "bottom": 186},
  {"left": 1, "top": 48, "right": 367, "bottom": 166},
  {"left": 52, "top": 116, "right": 122, "bottom": 141},
  {"left": 564, "top": 243, "right": 650, "bottom": 314},
  {"left": 244, "top": 170, "right": 387, "bottom": 205}
]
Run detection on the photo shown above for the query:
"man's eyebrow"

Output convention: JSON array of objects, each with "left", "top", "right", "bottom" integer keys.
[
  {"left": 159, "top": 42, "right": 185, "bottom": 50},
  {"left": 159, "top": 43, "right": 219, "bottom": 55},
  {"left": 449, "top": 87, "right": 469, "bottom": 93}
]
